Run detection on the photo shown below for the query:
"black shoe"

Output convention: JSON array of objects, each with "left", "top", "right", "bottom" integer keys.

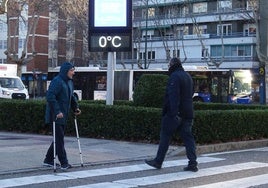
[
  {"left": 61, "top": 164, "right": 72, "bottom": 170},
  {"left": 183, "top": 165, "right": 198, "bottom": 172},
  {"left": 145, "top": 159, "right": 162, "bottom": 169}
]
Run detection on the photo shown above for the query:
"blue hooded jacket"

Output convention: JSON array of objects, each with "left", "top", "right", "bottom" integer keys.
[{"left": 45, "top": 62, "right": 78, "bottom": 125}]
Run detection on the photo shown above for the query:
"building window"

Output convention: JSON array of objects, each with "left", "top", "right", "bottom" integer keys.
[
  {"left": 148, "top": 51, "right": 155, "bottom": 60},
  {"left": 173, "top": 50, "right": 180, "bottom": 58},
  {"left": 217, "top": 24, "right": 232, "bottom": 36},
  {"left": 211, "top": 46, "right": 222, "bottom": 57},
  {"left": 139, "top": 52, "right": 145, "bottom": 60},
  {"left": 142, "top": 7, "right": 155, "bottom": 19},
  {"left": 176, "top": 26, "right": 189, "bottom": 38},
  {"left": 217, "top": 0, "right": 232, "bottom": 12},
  {"left": 142, "top": 29, "right": 154, "bottom": 39},
  {"left": 238, "top": 45, "right": 251, "bottom": 56},
  {"left": 148, "top": 8, "right": 155, "bottom": 18},
  {"left": 211, "top": 45, "right": 252, "bottom": 57},
  {"left": 193, "top": 25, "right": 207, "bottom": 35},
  {"left": 180, "top": 5, "right": 189, "bottom": 16},
  {"left": 244, "top": 24, "right": 256, "bottom": 36},
  {"left": 193, "top": 2, "right": 207, "bottom": 13},
  {"left": 202, "top": 48, "right": 209, "bottom": 59},
  {"left": 3, "top": 40, "right": 7, "bottom": 49},
  {"left": 169, "top": 6, "right": 179, "bottom": 18}
]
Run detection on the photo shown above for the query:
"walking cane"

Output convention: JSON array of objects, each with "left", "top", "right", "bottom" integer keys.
[
  {"left": 74, "top": 116, "right": 84, "bottom": 167},
  {"left": 53, "top": 119, "right": 57, "bottom": 172}
]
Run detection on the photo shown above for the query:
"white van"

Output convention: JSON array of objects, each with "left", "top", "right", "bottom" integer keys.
[
  {"left": 0, "top": 75, "right": 29, "bottom": 99},
  {"left": 0, "top": 64, "right": 29, "bottom": 99}
]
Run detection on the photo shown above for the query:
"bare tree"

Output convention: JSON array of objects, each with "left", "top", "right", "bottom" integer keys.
[
  {"left": 4, "top": 0, "right": 51, "bottom": 76},
  {"left": 139, "top": 0, "right": 189, "bottom": 67},
  {"left": 246, "top": 0, "right": 268, "bottom": 66},
  {"left": 57, "top": 0, "right": 110, "bottom": 67},
  {"left": 133, "top": 5, "right": 147, "bottom": 69},
  {"left": 148, "top": 0, "right": 172, "bottom": 62},
  {"left": 186, "top": 0, "right": 224, "bottom": 68}
]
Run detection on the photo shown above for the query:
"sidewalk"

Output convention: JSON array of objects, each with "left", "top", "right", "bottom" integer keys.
[
  {"left": 0, "top": 131, "right": 176, "bottom": 175},
  {"left": 0, "top": 131, "right": 267, "bottom": 175}
]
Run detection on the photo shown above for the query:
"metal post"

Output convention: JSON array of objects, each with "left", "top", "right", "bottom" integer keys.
[{"left": 106, "top": 52, "right": 115, "bottom": 105}]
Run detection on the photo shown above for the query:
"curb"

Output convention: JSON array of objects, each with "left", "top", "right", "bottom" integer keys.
[
  {"left": 167, "top": 139, "right": 268, "bottom": 157},
  {"left": 197, "top": 139, "right": 268, "bottom": 154}
]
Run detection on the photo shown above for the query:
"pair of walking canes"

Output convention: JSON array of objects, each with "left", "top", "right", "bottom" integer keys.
[{"left": 53, "top": 115, "right": 84, "bottom": 172}]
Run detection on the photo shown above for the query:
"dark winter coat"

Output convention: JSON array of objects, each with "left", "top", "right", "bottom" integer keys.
[
  {"left": 45, "top": 62, "right": 78, "bottom": 125},
  {"left": 162, "top": 65, "right": 194, "bottom": 119}
]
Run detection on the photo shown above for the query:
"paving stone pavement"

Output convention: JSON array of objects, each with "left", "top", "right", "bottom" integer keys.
[{"left": 0, "top": 131, "right": 267, "bottom": 175}]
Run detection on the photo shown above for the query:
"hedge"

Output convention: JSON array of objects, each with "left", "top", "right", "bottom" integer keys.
[
  {"left": 133, "top": 74, "right": 168, "bottom": 108},
  {"left": 0, "top": 99, "right": 267, "bottom": 145}
]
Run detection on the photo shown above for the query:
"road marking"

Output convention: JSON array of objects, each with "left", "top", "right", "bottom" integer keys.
[
  {"left": 190, "top": 173, "right": 268, "bottom": 188},
  {"left": 0, "top": 156, "right": 223, "bottom": 188},
  {"left": 69, "top": 162, "right": 268, "bottom": 188}
]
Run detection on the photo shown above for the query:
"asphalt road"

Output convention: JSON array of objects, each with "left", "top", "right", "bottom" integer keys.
[{"left": 0, "top": 134, "right": 268, "bottom": 188}]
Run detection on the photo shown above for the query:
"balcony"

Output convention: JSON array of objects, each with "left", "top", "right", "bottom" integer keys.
[
  {"left": 133, "top": 7, "right": 253, "bottom": 24},
  {"left": 134, "top": 32, "right": 256, "bottom": 43}
]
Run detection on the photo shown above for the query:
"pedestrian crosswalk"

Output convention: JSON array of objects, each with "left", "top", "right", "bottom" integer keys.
[
  {"left": 70, "top": 162, "right": 268, "bottom": 188},
  {"left": 0, "top": 156, "right": 268, "bottom": 188},
  {"left": 190, "top": 174, "right": 268, "bottom": 188}
]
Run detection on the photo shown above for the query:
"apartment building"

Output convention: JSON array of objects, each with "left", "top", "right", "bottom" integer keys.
[
  {"left": 0, "top": 0, "right": 264, "bottom": 71},
  {"left": 131, "top": 0, "right": 268, "bottom": 103},
  {"left": 0, "top": 0, "right": 267, "bottom": 101},
  {"left": 132, "top": 0, "right": 262, "bottom": 70},
  {"left": 0, "top": 2, "right": 84, "bottom": 73}
]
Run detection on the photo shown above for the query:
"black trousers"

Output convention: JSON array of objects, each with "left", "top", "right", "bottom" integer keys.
[
  {"left": 44, "top": 123, "right": 68, "bottom": 165},
  {"left": 155, "top": 116, "right": 197, "bottom": 166}
]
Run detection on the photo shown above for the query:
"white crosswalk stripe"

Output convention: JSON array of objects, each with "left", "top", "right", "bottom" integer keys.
[
  {"left": 70, "top": 162, "right": 268, "bottom": 188},
  {"left": 0, "top": 157, "right": 223, "bottom": 188},
  {"left": 190, "top": 174, "right": 268, "bottom": 188},
  {"left": 0, "top": 156, "right": 268, "bottom": 188}
]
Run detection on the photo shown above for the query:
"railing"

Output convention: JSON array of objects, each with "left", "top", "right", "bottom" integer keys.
[
  {"left": 133, "top": 7, "right": 252, "bottom": 22},
  {"left": 87, "top": 57, "right": 258, "bottom": 67},
  {"left": 133, "top": 32, "right": 256, "bottom": 43}
]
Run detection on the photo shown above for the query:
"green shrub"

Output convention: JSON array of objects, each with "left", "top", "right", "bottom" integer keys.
[
  {"left": 1, "top": 99, "right": 268, "bottom": 145},
  {"left": 133, "top": 74, "right": 168, "bottom": 108}
]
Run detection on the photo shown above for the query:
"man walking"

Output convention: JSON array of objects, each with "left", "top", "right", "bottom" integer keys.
[
  {"left": 145, "top": 58, "right": 198, "bottom": 172},
  {"left": 43, "top": 62, "right": 81, "bottom": 170}
]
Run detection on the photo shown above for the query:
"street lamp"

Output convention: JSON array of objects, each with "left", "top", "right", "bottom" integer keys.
[{"left": 0, "top": 0, "right": 8, "bottom": 14}]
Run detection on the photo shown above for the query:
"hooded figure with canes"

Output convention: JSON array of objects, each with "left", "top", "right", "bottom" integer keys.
[{"left": 43, "top": 62, "right": 81, "bottom": 170}]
